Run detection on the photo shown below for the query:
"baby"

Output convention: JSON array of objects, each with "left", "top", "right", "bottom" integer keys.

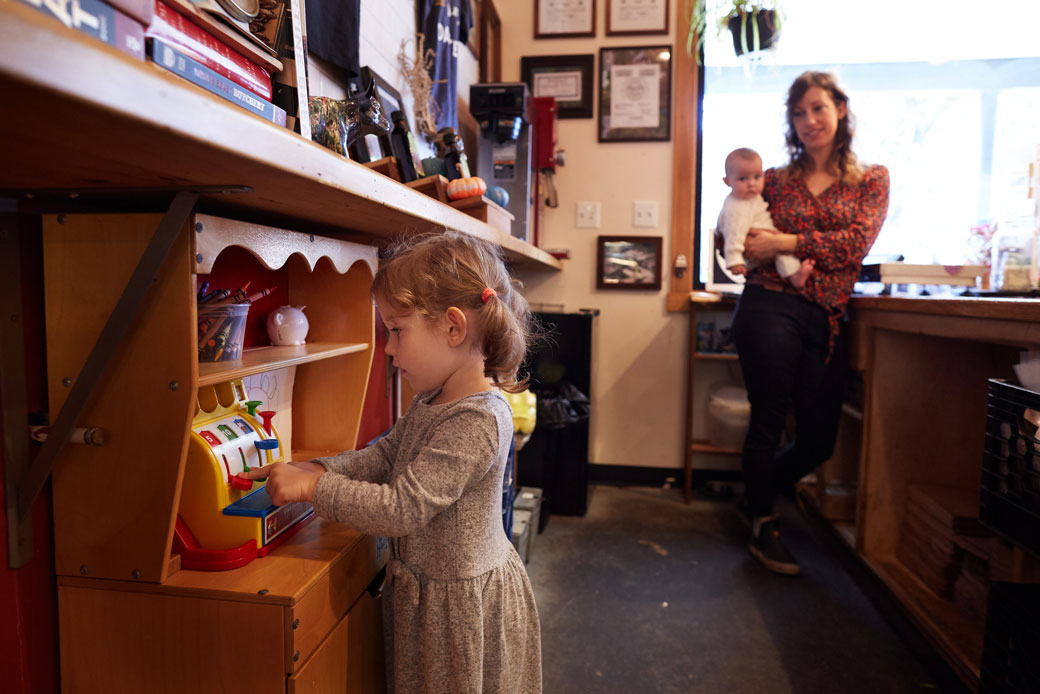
[{"left": 717, "top": 147, "right": 813, "bottom": 288}]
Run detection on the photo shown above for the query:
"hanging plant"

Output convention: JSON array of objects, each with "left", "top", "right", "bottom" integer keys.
[{"left": 686, "top": 0, "right": 783, "bottom": 64}]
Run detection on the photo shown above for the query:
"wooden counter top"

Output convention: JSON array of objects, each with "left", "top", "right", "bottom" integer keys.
[{"left": 850, "top": 294, "right": 1040, "bottom": 347}]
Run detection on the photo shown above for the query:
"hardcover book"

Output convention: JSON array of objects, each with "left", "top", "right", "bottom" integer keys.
[
  {"left": 149, "top": 37, "right": 286, "bottom": 126},
  {"left": 19, "top": 0, "right": 145, "bottom": 60},
  {"left": 107, "top": 0, "right": 154, "bottom": 25},
  {"left": 148, "top": 0, "right": 273, "bottom": 101}
]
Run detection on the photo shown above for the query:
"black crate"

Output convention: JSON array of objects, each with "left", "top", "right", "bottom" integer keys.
[
  {"left": 980, "top": 582, "right": 1040, "bottom": 693},
  {"left": 980, "top": 380, "right": 1040, "bottom": 558}
]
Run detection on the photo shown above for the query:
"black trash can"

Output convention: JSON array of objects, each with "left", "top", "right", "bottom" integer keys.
[{"left": 517, "top": 311, "right": 595, "bottom": 530}]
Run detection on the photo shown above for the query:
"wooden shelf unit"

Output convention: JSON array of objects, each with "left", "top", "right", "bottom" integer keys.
[
  {"left": 0, "top": 2, "right": 564, "bottom": 687},
  {"left": 683, "top": 292, "right": 742, "bottom": 501}
]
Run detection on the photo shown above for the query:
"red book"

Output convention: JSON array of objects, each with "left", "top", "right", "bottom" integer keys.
[{"left": 146, "top": 0, "right": 272, "bottom": 101}]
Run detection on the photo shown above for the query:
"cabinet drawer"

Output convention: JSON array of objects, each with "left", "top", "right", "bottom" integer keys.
[
  {"left": 289, "top": 590, "right": 385, "bottom": 694},
  {"left": 289, "top": 535, "right": 386, "bottom": 671}
]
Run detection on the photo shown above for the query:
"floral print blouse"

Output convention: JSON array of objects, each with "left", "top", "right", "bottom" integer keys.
[{"left": 755, "top": 163, "right": 890, "bottom": 349}]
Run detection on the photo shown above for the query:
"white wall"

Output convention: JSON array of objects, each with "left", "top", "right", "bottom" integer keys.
[{"left": 498, "top": 2, "right": 689, "bottom": 471}]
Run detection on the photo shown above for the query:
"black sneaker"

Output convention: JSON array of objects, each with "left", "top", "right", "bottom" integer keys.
[{"left": 749, "top": 519, "right": 801, "bottom": 575}]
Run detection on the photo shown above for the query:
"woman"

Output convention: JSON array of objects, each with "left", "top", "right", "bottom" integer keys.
[{"left": 732, "top": 71, "right": 889, "bottom": 575}]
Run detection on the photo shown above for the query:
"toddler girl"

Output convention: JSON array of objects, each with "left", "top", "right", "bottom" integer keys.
[{"left": 242, "top": 230, "right": 542, "bottom": 693}]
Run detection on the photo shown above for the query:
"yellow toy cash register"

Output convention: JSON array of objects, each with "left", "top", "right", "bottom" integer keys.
[{"left": 173, "top": 379, "right": 313, "bottom": 570}]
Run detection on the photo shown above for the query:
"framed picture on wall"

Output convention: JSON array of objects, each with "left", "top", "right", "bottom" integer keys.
[
  {"left": 535, "top": 0, "right": 596, "bottom": 39},
  {"left": 596, "top": 235, "right": 663, "bottom": 290},
  {"left": 520, "top": 54, "right": 594, "bottom": 119},
  {"left": 606, "top": 0, "right": 669, "bottom": 36},
  {"left": 598, "top": 45, "right": 671, "bottom": 142}
]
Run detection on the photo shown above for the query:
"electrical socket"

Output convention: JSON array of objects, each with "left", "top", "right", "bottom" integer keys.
[
  {"left": 576, "top": 201, "right": 601, "bottom": 228},
  {"left": 633, "top": 200, "right": 659, "bottom": 228}
]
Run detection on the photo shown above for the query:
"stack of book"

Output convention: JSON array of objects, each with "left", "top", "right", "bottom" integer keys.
[
  {"left": 145, "top": 0, "right": 287, "bottom": 125},
  {"left": 897, "top": 484, "right": 990, "bottom": 603},
  {"left": 17, "top": 0, "right": 151, "bottom": 60}
]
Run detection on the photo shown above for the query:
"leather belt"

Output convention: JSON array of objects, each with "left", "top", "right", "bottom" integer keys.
[{"left": 747, "top": 276, "right": 801, "bottom": 295}]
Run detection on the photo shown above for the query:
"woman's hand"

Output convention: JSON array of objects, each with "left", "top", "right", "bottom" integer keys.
[
  {"left": 744, "top": 228, "right": 796, "bottom": 264},
  {"left": 239, "top": 462, "right": 324, "bottom": 505}
]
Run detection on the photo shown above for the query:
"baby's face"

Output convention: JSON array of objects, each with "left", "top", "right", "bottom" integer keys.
[{"left": 724, "top": 158, "right": 764, "bottom": 200}]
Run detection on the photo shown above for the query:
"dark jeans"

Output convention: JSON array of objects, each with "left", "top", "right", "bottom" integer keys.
[{"left": 731, "top": 284, "right": 849, "bottom": 518}]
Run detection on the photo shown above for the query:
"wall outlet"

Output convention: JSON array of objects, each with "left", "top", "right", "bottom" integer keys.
[
  {"left": 633, "top": 200, "right": 659, "bottom": 228},
  {"left": 576, "top": 201, "right": 601, "bottom": 228}
]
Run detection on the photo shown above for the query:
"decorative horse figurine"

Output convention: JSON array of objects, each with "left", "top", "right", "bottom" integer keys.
[{"left": 309, "top": 79, "right": 391, "bottom": 157}]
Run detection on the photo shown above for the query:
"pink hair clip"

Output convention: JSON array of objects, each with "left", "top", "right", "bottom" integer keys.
[{"left": 481, "top": 287, "right": 497, "bottom": 304}]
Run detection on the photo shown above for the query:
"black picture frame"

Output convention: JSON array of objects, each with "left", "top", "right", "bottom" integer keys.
[
  {"left": 596, "top": 235, "right": 663, "bottom": 290},
  {"left": 520, "top": 54, "right": 594, "bottom": 119},
  {"left": 606, "top": 0, "right": 669, "bottom": 36},
  {"left": 598, "top": 45, "right": 671, "bottom": 142},
  {"left": 534, "top": 0, "right": 596, "bottom": 39}
]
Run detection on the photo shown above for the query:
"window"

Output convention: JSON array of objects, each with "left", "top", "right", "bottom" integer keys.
[{"left": 697, "top": 0, "right": 1040, "bottom": 285}]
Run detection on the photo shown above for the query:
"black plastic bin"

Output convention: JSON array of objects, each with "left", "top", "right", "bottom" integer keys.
[{"left": 980, "top": 379, "right": 1040, "bottom": 558}]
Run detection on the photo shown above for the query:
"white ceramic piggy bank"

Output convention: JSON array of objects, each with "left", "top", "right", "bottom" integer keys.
[{"left": 267, "top": 306, "right": 309, "bottom": 346}]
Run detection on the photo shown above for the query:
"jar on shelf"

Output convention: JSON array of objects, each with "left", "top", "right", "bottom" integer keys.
[{"left": 990, "top": 221, "right": 1038, "bottom": 292}]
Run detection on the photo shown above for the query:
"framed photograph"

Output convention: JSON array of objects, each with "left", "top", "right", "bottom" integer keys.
[
  {"left": 596, "top": 235, "right": 663, "bottom": 290},
  {"left": 535, "top": 0, "right": 596, "bottom": 39},
  {"left": 521, "top": 54, "right": 595, "bottom": 119},
  {"left": 607, "top": 0, "right": 669, "bottom": 36},
  {"left": 359, "top": 65, "right": 404, "bottom": 161},
  {"left": 705, "top": 227, "right": 746, "bottom": 293},
  {"left": 598, "top": 45, "right": 671, "bottom": 142}
]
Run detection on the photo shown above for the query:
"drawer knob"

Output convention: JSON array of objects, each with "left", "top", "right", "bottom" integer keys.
[
  {"left": 293, "top": 650, "right": 300, "bottom": 662},
  {"left": 292, "top": 618, "right": 300, "bottom": 630}
]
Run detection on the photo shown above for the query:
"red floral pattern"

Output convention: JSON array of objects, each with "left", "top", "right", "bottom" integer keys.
[{"left": 754, "top": 164, "right": 890, "bottom": 349}]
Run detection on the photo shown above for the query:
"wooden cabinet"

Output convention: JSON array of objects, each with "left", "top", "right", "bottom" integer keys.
[
  {"left": 840, "top": 296, "right": 1040, "bottom": 691},
  {"left": 1, "top": 1, "right": 560, "bottom": 690}
]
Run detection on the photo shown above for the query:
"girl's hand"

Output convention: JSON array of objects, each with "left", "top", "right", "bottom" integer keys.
[
  {"left": 239, "top": 462, "right": 324, "bottom": 505},
  {"left": 744, "top": 228, "right": 795, "bottom": 264}
]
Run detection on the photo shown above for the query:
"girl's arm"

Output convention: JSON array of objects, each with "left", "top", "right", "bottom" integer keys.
[
  {"left": 310, "top": 423, "right": 402, "bottom": 483},
  {"left": 794, "top": 166, "right": 890, "bottom": 271},
  {"left": 311, "top": 405, "right": 499, "bottom": 537}
]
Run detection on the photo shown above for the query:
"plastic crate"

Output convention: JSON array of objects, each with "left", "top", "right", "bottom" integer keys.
[{"left": 980, "top": 380, "right": 1040, "bottom": 557}]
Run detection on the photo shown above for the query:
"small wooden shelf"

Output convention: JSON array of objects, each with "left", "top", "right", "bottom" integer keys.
[
  {"left": 197, "top": 342, "right": 369, "bottom": 386},
  {"left": 693, "top": 352, "right": 739, "bottom": 361},
  {"left": 690, "top": 439, "right": 741, "bottom": 455}
]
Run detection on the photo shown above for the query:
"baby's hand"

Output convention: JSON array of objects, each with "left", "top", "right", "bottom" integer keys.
[
  {"left": 239, "top": 462, "right": 324, "bottom": 505},
  {"left": 729, "top": 264, "right": 747, "bottom": 275}
]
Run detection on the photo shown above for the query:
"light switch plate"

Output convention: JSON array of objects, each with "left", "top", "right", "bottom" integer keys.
[
  {"left": 576, "top": 201, "right": 601, "bottom": 228},
  {"left": 633, "top": 200, "right": 659, "bottom": 228}
]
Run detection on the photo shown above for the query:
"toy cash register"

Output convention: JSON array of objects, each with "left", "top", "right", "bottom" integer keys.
[{"left": 173, "top": 379, "right": 313, "bottom": 570}]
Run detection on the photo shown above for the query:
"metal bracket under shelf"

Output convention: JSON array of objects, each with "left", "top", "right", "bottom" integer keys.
[{"left": 2, "top": 186, "right": 246, "bottom": 569}]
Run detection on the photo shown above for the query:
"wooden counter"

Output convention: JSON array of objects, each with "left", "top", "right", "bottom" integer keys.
[{"left": 843, "top": 293, "right": 1040, "bottom": 691}]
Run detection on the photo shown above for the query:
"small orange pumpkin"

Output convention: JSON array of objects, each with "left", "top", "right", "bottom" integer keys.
[{"left": 447, "top": 176, "right": 487, "bottom": 201}]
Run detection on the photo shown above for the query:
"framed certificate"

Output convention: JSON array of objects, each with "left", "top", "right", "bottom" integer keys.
[
  {"left": 535, "top": 0, "right": 596, "bottom": 39},
  {"left": 521, "top": 54, "right": 595, "bottom": 119},
  {"left": 606, "top": 0, "right": 669, "bottom": 36},
  {"left": 598, "top": 45, "right": 671, "bottom": 142}
]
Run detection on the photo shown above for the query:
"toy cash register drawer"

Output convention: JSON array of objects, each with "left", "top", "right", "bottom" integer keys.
[{"left": 174, "top": 379, "right": 313, "bottom": 571}]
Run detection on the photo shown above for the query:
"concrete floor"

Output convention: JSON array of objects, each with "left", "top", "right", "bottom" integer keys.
[{"left": 524, "top": 484, "right": 950, "bottom": 694}]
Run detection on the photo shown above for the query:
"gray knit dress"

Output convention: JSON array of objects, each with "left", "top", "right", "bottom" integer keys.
[{"left": 311, "top": 389, "right": 542, "bottom": 693}]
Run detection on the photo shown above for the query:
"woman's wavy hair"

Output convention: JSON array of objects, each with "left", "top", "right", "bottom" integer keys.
[
  {"left": 782, "top": 71, "right": 863, "bottom": 185},
  {"left": 371, "top": 230, "right": 536, "bottom": 393}
]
